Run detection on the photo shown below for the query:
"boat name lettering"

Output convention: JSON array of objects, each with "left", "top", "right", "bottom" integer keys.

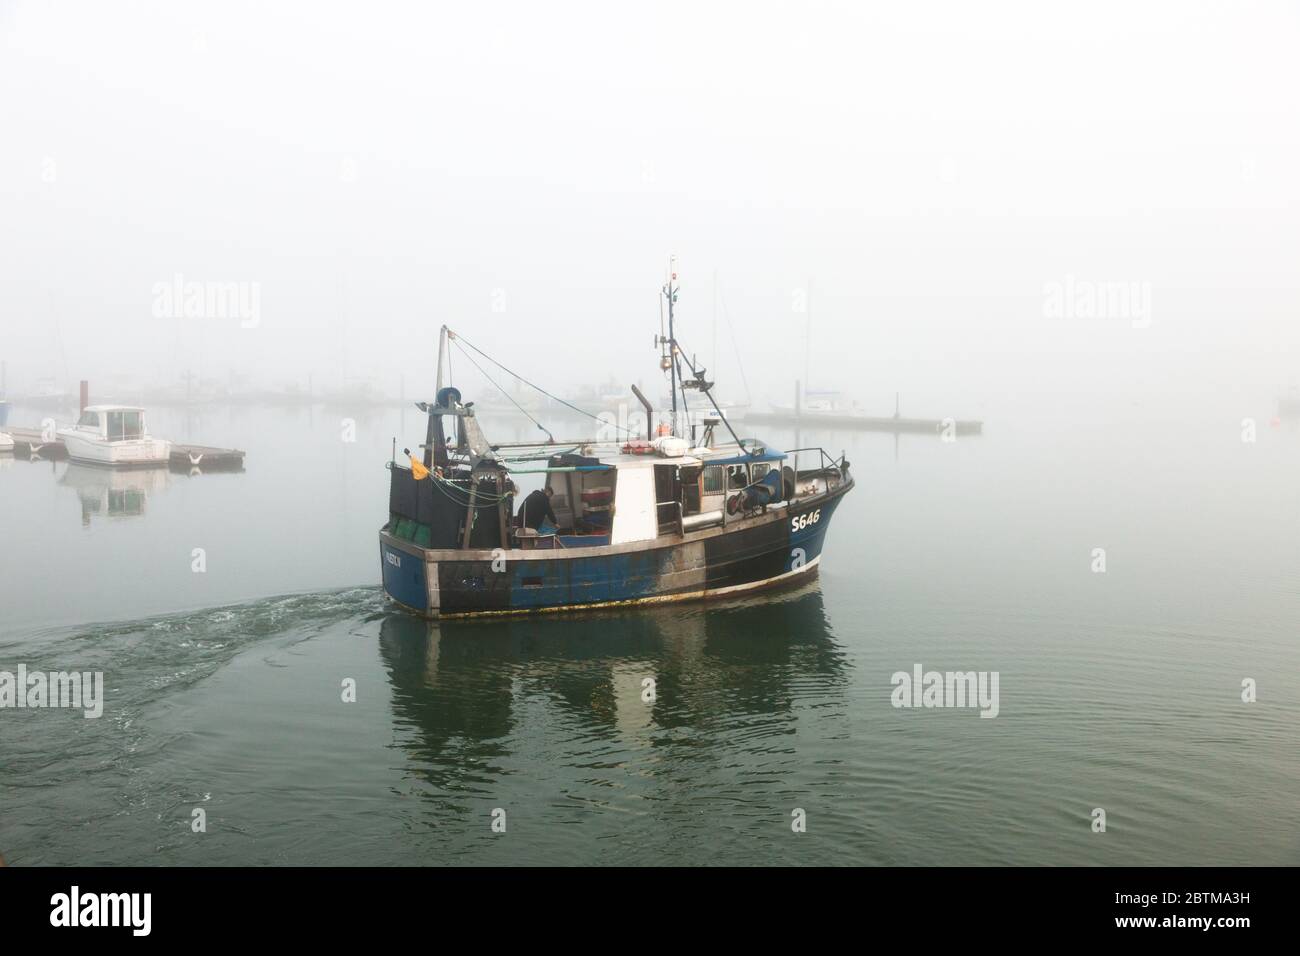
[{"left": 792, "top": 509, "right": 821, "bottom": 532}]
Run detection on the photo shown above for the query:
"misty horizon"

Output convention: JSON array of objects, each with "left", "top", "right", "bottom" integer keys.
[{"left": 2, "top": 0, "right": 1297, "bottom": 424}]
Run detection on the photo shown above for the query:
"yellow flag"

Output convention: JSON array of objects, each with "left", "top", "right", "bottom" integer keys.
[{"left": 409, "top": 455, "right": 430, "bottom": 480}]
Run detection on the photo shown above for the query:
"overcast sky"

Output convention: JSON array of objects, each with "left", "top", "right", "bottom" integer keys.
[{"left": 2, "top": 0, "right": 1297, "bottom": 415}]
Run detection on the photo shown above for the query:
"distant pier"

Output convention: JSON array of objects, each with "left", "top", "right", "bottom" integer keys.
[
  {"left": 4, "top": 427, "right": 68, "bottom": 459},
  {"left": 739, "top": 387, "right": 983, "bottom": 436},
  {"left": 738, "top": 411, "right": 983, "bottom": 435},
  {"left": 166, "top": 444, "right": 247, "bottom": 472},
  {"left": 3, "top": 427, "right": 246, "bottom": 471}
]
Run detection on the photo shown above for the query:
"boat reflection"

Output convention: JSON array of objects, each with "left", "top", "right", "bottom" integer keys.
[
  {"left": 60, "top": 462, "right": 171, "bottom": 525},
  {"left": 376, "top": 582, "right": 848, "bottom": 776}
]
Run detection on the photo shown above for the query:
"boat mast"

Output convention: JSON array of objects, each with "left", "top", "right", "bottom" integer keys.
[
  {"left": 435, "top": 324, "right": 448, "bottom": 392},
  {"left": 655, "top": 259, "right": 750, "bottom": 451}
]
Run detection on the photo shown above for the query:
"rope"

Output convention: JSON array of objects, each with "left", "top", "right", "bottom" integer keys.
[
  {"left": 428, "top": 471, "right": 513, "bottom": 508},
  {"left": 450, "top": 331, "right": 637, "bottom": 437}
]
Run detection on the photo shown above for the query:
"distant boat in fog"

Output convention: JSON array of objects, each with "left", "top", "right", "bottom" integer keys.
[
  {"left": 319, "top": 378, "right": 393, "bottom": 409},
  {"left": 768, "top": 388, "right": 865, "bottom": 419},
  {"left": 16, "top": 378, "right": 76, "bottom": 411},
  {"left": 474, "top": 385, "right": 545, "bottom": 416}
]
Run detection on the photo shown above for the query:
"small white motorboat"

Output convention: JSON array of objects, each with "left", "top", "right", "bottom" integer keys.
[
  {"left": 0, "top": 431, "right": 14, "bottom": 453},
  {"left": 57, "top": 405, "right": 171, "bottom": 466}
]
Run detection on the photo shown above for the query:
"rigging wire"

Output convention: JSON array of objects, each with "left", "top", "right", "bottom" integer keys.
[
  {"left": 669, "top": 333, "right": 749, "bottom": 452},
  {"left": 450, "top": 331, "right": 637, "bottom": 437},
  {"left": 450, "top": 338, "right": 555, "bottom": 444}
]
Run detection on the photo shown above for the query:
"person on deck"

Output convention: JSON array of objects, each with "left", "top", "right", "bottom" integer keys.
[{"left": 520, "top": 486, "right": 558, "bottom": 533}]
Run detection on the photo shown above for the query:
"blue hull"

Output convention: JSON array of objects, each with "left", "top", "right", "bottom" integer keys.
[{"left": 380, "top": 486, "right": 849, "bottom": 618}]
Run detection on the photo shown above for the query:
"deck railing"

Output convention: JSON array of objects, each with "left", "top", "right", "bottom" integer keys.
[{"left": 785, "top": 446, "right": 847, "bottom": 477}]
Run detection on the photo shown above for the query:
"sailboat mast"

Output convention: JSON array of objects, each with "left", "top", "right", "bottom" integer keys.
[
  {"left": 666, "top": 260, "right": 679, "bottom": 433},
  {"left": 712, "top": 269, "right": 719, "bottom": 388},
  {"left": 803, "top": 278, "right": 813, "bottom": 407}
]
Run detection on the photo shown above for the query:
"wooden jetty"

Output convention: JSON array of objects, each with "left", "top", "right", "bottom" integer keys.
[
  {"left": 4, "top": 427, "right": 68, "bottom": 459},
  {"left": 167, "top": 444, "right": 246, "bottom": 472},
  {"left": 3, "top": 427, "right": 245, "bottom": 471}
]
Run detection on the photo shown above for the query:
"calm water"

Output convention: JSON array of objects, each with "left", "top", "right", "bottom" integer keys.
[{"left": 1, "top": 396, "right": 1297, "bottom": 865}]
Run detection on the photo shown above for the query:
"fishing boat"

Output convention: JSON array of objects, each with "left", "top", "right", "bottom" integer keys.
[
  {"left": 379, "top": 265, "right": 854, "bottom": 618},
  {"left": 57, "top": 405, "right": 171, "bottom": 467}
]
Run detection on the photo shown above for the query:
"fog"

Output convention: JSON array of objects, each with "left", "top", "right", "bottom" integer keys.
[{"left": 2, "top": 0, "right": 1298, "bottom": 421}]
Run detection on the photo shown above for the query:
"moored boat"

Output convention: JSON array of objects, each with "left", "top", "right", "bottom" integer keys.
[
  {"left": 57, "top": 405, "right": 171, "bottom": 467},
  {"left": 379, "top": 267, "right": 854, "bottom": 618}
]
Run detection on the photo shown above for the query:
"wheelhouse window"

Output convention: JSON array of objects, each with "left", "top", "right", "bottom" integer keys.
[
  {"left": 77, "top": 410, "right": 100, "bottom": 429},
  {"left": 750, "top": 462, "right": 773, "bottom": 484},
  {"left": 702, "top": 465, "right": 725, "bottom": 495},
  {"left": 106, "top": 410, "right": 143, "bottom": 441}
]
